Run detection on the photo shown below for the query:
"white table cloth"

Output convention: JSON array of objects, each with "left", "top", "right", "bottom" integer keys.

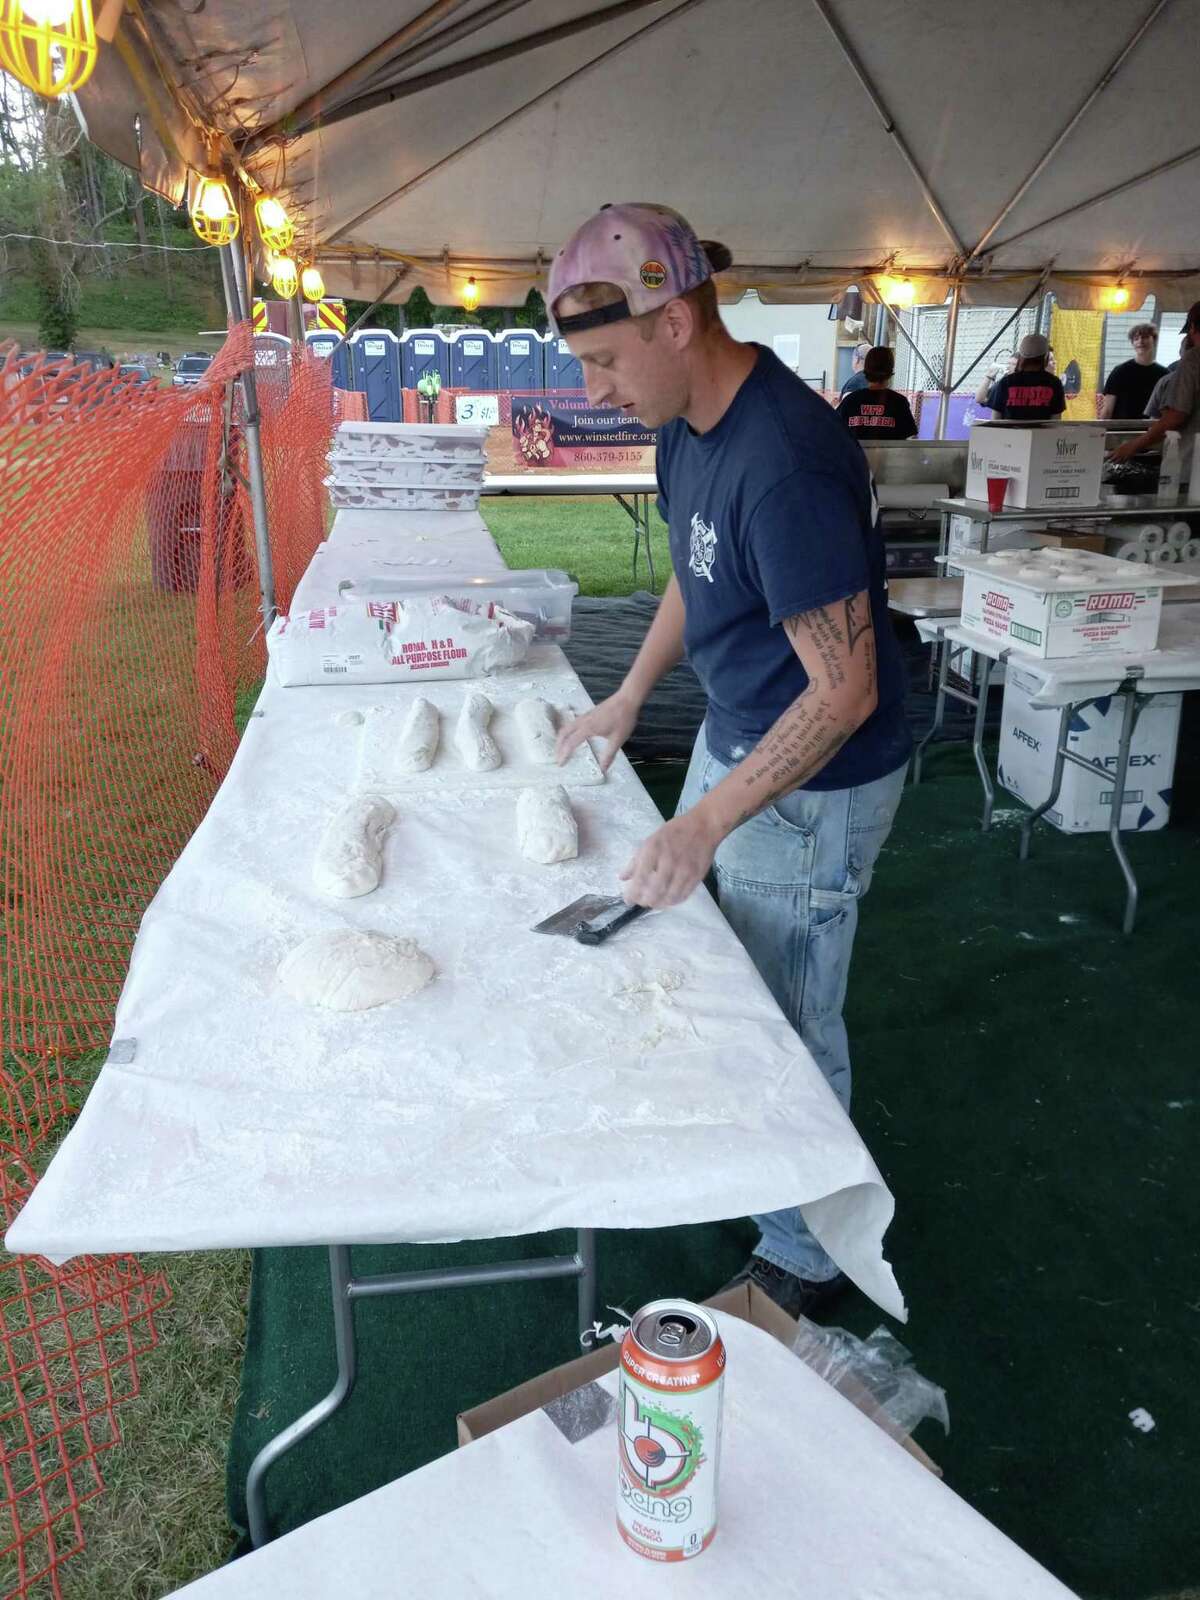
[
  {"left": 167, "top": 1309, "right": 1074, "bottom": 1599},
  {"left": 7, "top": 511, "right": 905, "bottom": 1318},
  {"left": 292, "top": 508, "right": 507, "bottom": 612}
]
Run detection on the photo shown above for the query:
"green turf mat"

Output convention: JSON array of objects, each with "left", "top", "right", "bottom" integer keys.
[{"left": 227, "top": 747, "right": 1200, "bottom": 1598}]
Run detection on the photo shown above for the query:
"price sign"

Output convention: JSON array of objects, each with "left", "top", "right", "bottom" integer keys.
[{"left": 455, "top": 394, "right": 500, "bottom": 425}]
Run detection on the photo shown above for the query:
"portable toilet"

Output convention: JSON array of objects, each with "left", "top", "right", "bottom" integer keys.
[
  {"left": 401, "top": 328, "right": 450, "bottom": 391},
  {"left": 448, "top": 328, "right": 497, "bottom": 390},
  {"left": 350, "top": 328, "right": 402, "bottom": 421},
  {"left": 305, "top": 329, "right": 351, "bottom": 389},
  {"left": 496, "top": 328, "right": 543, "bottom": 391},
  {"left": 543, "top": 333, "right": 583, "bottom": 391},
  {"left": 252, "top": 332, "right": 291, "bottom": 394}
]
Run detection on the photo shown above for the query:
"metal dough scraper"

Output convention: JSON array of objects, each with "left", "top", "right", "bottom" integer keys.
[{"left": 532, "top": 894, "right": 651, "bottom": 946}]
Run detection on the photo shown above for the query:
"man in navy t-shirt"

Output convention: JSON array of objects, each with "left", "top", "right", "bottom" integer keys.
[{"left": 552, "top": 204, "right": 911, "bottom": 1319}]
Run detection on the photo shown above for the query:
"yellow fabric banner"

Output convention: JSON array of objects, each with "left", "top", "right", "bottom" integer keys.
[{"left": 1049, "top": 308, "right": 1105, "bottom": 421}]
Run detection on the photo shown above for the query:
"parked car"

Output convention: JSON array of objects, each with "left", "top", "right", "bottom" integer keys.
[
  {"left": 117, "top": 362, "right": 152, "bottom": 385},
  {"left": 172, "top": 353, "right": 213, "bottom": 387},
  {"left": 73, "top": 350, "right": 115, "bottom": 372}
]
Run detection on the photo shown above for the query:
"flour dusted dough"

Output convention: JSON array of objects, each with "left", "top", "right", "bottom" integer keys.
[
  {"left": 517, "top": 785, "right": 578, "bottom": 864},
  {"left": 514, "top": 697, "right": 558, "bottom": 764},
  {"left": 396, "top": 697, "right": 439, "bottom": 773},
  {"left": 278, "top": 929, "right": 434, "bottom": 1010},
  {"left": 456, "top": 692, "right": 501, "bottom": 771},
  {"left": 313, "top": 795, "right": 395, "bottom": 899}
]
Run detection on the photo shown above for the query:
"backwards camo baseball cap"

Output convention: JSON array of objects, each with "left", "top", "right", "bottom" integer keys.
[{"left": 548, "top": 203, "right": 732, "bottom": 335}]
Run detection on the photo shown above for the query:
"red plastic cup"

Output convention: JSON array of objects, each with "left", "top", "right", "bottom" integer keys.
[{"left": 986, "top": 475, "right": 1010, "bottom": 513}]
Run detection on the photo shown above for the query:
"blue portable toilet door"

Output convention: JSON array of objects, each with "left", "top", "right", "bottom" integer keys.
[
  {"left": 401, "top": 331, "right": 450, "bottom": 391},
  {"left": 307, "top": 331, "right": 352, "bottom": 392},
  {"left": 498, "top": 330, "right": 541, "bottom": 391},
  {"left": 545, "top": 335, "right": 583, "bottom": 391},
  {"left": 450, "top": 332, "right": 496, "bottom": 390},
  {"left": 353, "top": 331, "right": 401, "bottom": 421}
]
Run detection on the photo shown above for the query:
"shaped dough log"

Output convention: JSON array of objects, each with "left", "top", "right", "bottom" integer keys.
[
  {"left": 514, "top": 697, "right": 558, "bottom": 764},
  {"left": 313, "top": 795, "right": 395, "bottom": 898},
  {"left": 517, "top": 785, "right": 578, "bottom": 864},
  {"left": 279, "top": 929, "right": 434, "bottom": 1010},
  {"left": 456, "top": 691, "right": 501, "bottom": 771},
  {"left": 396, "top": 697, "right": 439, "bottom": 773}
]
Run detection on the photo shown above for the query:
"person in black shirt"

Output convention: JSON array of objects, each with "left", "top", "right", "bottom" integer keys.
[
  {"left": 980, "top": 333, "right": 1066, "bottom": 420},
  {"left": 1099, "top": 323, "right": 1166, "bottom": 420},
  {"left": 835, "top": 346, "right": 918, "bottom": 439}
]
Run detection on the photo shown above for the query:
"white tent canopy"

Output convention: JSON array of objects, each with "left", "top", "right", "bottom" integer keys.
[{"left": 77, "top": 0, "right": 1200, "bottom": 310}]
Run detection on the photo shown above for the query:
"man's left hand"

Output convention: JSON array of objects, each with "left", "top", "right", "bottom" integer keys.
[
  {"left": 619, "top": 808, "right": 724, "bottom": 909},
  {"left": 1107, "top": 437, "right": 1141, "bottom": 463}
]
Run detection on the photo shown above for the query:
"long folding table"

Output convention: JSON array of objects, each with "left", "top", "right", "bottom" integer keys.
[
  {"left": 481, "top": 472, "right": 660, "bottom": 590},
  {"left": 7, "top": 503, "right": 906, "bottom": 1548}
]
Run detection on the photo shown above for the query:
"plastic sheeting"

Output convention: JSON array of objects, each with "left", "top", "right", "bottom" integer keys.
[
  {"left": 7, "top": 512, "right": 906, "bottom": 1319},
  {"left": 165, "top": 1310, "right": 1074, "bottom": 1598}
]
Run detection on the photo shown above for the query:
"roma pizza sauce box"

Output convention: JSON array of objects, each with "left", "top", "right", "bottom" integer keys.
[{"left": 965, "top": 422, "right": 1105, "bottom": 509}]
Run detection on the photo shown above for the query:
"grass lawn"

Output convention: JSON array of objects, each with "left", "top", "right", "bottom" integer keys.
[{"left": 483, "top": 494, "right": 668, "bottom": 596}]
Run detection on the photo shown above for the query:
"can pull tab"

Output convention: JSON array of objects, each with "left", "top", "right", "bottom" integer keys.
[{"left": 656, "top": 1313, "right": 698, "bottom": 1351}]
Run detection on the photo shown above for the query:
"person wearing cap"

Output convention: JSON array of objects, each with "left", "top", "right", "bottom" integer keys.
[
  {"left": 1099, "top": 323, "right": 1166, "bottom": 421},
  {"left": 836, "top": 346, "right": 918, "bottom": 439},
  {"left": 552, "top": 203, "right": 912, "bottom": 1319},
  {"left": 839, "top": 342, "right": 872, "bottom": 398},
  {"left": 1109, "top": 302, "right": 1200, "bottom": 486},
  {"left": 979, "top": 333, "right": 1066, "bottom": 421}
]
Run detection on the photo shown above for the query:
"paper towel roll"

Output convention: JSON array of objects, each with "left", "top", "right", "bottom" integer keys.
[
  {"left": 1183, "top": 540, "right": 1200, "bottom": 563},
  {"left": 1114, "top": 542, "right": 1146, "bottom": 563},
  {"left": 1137, "top": 524, "right": 1166, "bottom": 549},
  {"left": 875, "top": 482, "right": 951, "bottom": 510},
  {"left": 1147, "top": 544, "right": 1178, "bottom": 565},
  {"left": 1166, "top": 521, "right": 1191, "bottom": 550}
]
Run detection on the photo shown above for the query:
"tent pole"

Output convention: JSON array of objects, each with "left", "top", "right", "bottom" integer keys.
[
  {"left": 810, "top": 0, "right": 965, "bottom": 258},
  {"left": 321, "top": 269, "right": 411, "bottom": 361},
  {"left": 222, "top": 242, "right": 277, "bottom": 632},
  {"left": 965, "top": 0, "right": 1169, "bottom": 264},
  {"left": 935, "top": 284, "right": 962, "bottom": 441}
]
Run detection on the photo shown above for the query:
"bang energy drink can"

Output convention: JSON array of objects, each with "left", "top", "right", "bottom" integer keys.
[{"left": 617, "top": 1299, "right": 725, "bottom": 1561}]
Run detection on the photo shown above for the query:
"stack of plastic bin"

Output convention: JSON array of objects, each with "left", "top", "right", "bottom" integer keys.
[{"left": 325, "top": 420, "right": 489, "bottom": 511}]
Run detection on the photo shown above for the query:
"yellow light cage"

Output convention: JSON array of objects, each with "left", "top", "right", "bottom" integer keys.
[
  {"left": 0, "top": 0, "right": 98, "bottom": 98},
  {"left": 190, "top": 174, "right": 240, "bottom": 248},
  {"left": 300, "top": 265, "right": 325, "bottom": 303},
  {"left": 255, "top": 195, "right": 294, "bottom": 254}
]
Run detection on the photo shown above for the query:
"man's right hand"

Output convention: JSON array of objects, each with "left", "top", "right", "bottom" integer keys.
[{"left": 556, "top": 690, "right": 641, "bottom": 772}]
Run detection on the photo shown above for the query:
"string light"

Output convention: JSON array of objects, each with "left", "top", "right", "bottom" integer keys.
[
  {"left": 300, "top": 264, "right": 325, "bottom": 303},
  {"left": 876, "top": 273, "right": 915, "bottom": 308},
  {"left": 190, "top": 174, "right": 239, "bottom": 247},
  {"left": 255, "top": 195, "right": 294, "bottom": 254},
  {"left": 1101, "top": 284, "right": 1132, "bottom": 311},
  {"left": 0, "top": 0, "right": 98, "bottom": 97},
  {"left": 462, "top": 276, "right": 480, "bottom": 313},
  {"left": 271, "top": 256, "right": 298, "bottom": 299}
]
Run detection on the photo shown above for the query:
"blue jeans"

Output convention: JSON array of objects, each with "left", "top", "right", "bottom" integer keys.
[{"left": 677, "top": 724, "right": 906, "bottom": 1282}]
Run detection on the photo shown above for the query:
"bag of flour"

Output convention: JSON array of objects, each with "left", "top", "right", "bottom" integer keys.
[{"left": 268, "top": 595, "right": 535, "bottom": 686}]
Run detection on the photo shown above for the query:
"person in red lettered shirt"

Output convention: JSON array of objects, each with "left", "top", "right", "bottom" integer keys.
[
  {"left": 980, "top": 332, "right": 1066, "bottom": 420},
  {"left": 835, "top": 346, "right": 917, "bottom": 439}
]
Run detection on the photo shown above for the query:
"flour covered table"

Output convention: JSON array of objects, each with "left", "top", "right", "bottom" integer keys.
[
  {"left": 166, "top": 1309, "right": 1075, "bottom": 1599},
  {"left": 7, "top": 502, "right": 906, "bottom": 1544}
]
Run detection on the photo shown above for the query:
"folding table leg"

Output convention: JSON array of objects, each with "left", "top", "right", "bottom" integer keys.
[
  {"left": 1018, "top": 706, "right": 1071, "bottom": 861},
  {"left": 1106, "top": 690, "right": 1144, "bottom": 936},
  {"left": 246, "top": 1245, "right": 357, "bottom": 1549},
  {"left": 911, "top": 632, "right": 952, "bottom": 785},
  {"left": 576, "top": 1228, "right": 598, "bottom": 1341},
  {"left": 972, "top": 653, "right": 996, "bottom": 831}
]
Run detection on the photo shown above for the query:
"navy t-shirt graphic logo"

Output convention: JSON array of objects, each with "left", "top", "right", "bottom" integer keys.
[{"left": 689, "top": 512, "right": 717, "bottom": 582}]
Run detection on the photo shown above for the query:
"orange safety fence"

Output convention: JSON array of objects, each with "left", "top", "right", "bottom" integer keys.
[{"left": 0, "top": 326, "right": 336, "bottom": 1595}]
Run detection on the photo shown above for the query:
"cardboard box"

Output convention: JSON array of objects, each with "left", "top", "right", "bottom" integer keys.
[
  {"left": 955, "top": 549, "right": 1168, "bottom": 657},
  {"left": 1029, "top": 530, "right": 1108, "bottom": 554},
  {"left": 965, "top": 422, "right": 1105, "bottom": 509},
  {"left": 998, "top": 666, "right": 1181, "bottom": 833},
  {"left": 457, "top": 1283, "right": 940, "bottom": 1476}
]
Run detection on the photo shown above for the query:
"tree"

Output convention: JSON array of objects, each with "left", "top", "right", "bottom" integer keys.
[{"left": 31, "top": 240, "right": 77, "bottom": 348}]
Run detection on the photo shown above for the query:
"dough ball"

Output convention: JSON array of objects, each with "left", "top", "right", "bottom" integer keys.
[{"left": 279, "top": 929, "right": 434, "bottom": 1010}]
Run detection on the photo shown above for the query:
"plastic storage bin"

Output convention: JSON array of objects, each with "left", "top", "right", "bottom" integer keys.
[{"left": 337, "top": 569, "right": 579, "bottom": 641}]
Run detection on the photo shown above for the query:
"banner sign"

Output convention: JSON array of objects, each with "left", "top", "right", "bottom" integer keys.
[{"left": 511, "top": 397, "right": 656, "bottom": 467}]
